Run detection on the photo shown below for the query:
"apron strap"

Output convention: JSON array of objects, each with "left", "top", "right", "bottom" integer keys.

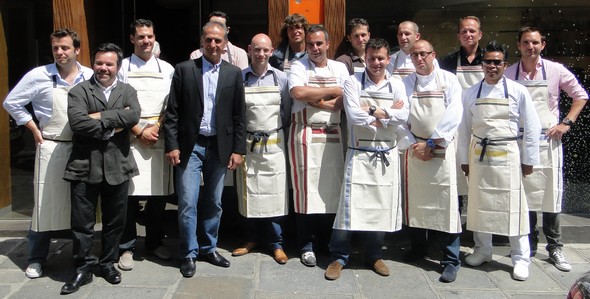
[
  {"left": 476, "top": 78, "right": 509, "bottom": 99},
  {"left": 361, "top": 71, "right": 393, "bottom": 93},
  {"left": 473, "top": 134, "right": 519, "bottom": 162},
  {"left": 515, "top": 59, "right": 547, "bottom": 81},
  {"left": 128, "top": 55, "right": 162, "bottom": 72},
  {"left": 349, "top": 147, "right": 392, "bottom": 167}
]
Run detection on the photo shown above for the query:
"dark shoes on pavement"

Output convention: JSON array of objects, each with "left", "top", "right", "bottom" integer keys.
[
  {"left": 180, "top": 257, "right": 196, "bottom": 278},
  {"left": 439, "top": 264, "right": 459, "bottom": 283},
  {"left": 101, "top": 266, "right": 122, "bottom": 284},
  {"left": 60, "top": 272, "right": 93, "bottom": 295},
  {"left": 200, "top": 251, "right": 231, "bottom": 268}
]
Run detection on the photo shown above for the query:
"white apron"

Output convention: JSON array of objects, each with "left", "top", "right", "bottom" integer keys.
[
  {"left": 236, "top": 83, "right": 288, "bottom": 218},
  {"left": 515, "top": 63, "right": 562, "bottom": 212},
  {"left": 466, "top": 80, "right": 529, "bottom": 236},
  {"left": 127, "top": 61, "right": 173, "bottom": 196},
  {"left": 390, "top": 54, "right": 414, "bottom": 80},
  {"left": 289, "top": 64, "right": 344, "bottom": 214},
  {"left": 32, "top": 77, "right": 74, "bottom": 231},
  {"left": 334, "top": 77, "right": 402, "bottom": 232},
  {"left": 455, "top": 56, "right": 484, "bottom": 196},
  {"left": 404, "top": 74, "right": 461, "bottom": 233}
]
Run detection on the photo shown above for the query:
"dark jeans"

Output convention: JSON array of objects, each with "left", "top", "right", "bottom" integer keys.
[
  {"left": 296, "top": 213, "right": 335, "bottom": 254},
  {"left": 70, "top": 180, "right": 129, "bottom": 273},
  {"left": 408, "top": 226, "right": 461, "bottom": 267},
  {"left": 120, "top": 195, "right": 168, "bottom": 252},
  {"left": 529, "top": 211, "right": 562, "bottom": 252},
  {"left": 242, "top": 216, "right": 285, "bottom": 250}
]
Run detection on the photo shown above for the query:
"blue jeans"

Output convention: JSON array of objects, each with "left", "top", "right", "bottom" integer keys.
[
  {"left": 177, "top": 137, "right": 226, "bottom": 259},
  {"left": 328, "top": 229, "right": 385, "bottom": 266},
  {"left": 296, "top": 213, "right": 335, "bottom": 254},
  {"left": 408, "top": 226, "right": 461, "bottom": 267},
  {"left": 243, "top": 217, "right": 284, "bottom": 250}
]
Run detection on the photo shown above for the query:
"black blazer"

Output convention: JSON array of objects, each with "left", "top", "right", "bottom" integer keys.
[
  {"left": 64, "top": 77, "right": 141, "bottom": 185},
  {"left": 164, "top": 57, "right": 246, "bottom": 168}
]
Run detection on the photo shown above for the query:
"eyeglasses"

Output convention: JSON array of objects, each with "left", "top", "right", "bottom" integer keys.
[
  {"left": 482, "top": 59, "right": 505, "bottom": 66},
  {"left": 410, "top": 51, "right": 433, "bottom": 59}
]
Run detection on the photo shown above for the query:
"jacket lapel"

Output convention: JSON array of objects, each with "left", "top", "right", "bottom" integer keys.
[
  {"left": 107, "top": 84, "right": 124, "bottom": 109},
  {"left": 193, "top": 58, "right": 204, "bottom": 105},
  {"left": 88, "top": 77, "right": 108, "bottom": 110}
]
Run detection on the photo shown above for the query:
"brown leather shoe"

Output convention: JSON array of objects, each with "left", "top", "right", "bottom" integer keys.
[
  {"left": 232, "top": 242, "right": 257, "bottom": 256},
  {"left": 273, "top": 248, "right": 288, "bottom": 264},
  {"left": 372, "top": 259, "right": 390, "bottom": 276},
  {"left": 325, "top": 261, "right": 343, "bottom": 280}
]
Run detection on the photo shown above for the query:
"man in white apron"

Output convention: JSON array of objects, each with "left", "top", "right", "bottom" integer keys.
[
  {"left": 116, "top": 19, "right": 175, "bottom": 271},
  {"left": 335, "top": 18, "right": 369, "bottom": 75},
  {"left": 401, "top": 40, "right": 463, "bottom": 283},
  {"left": 505, "top": 26, "right": 588, "bottom": 272},
  {"left": 269, "top": 13, "right": 309, "bottom": 73},
  {"left": 3, "top": 29, "right": 93, "bottom": 279},
  {"left": 387, "top": 21, "right": 440, "bottom": 80},
  {"left": 232, "top": 33, "right": 291, "bottom": 265},
  {"left": 458, "top": 42, "right": 541, "bottom": 281},
  {"left": 288, "top": 25, "right": 350, "bottom": 267},
  {"left": 325, "top": 38, "right": 407, "bottom": 280},
  {"left": 189, "top": 11, "right": 248, "bottom": 70},
  {"left": 439, "top": 16, "right": 485, "bottom": 204}
]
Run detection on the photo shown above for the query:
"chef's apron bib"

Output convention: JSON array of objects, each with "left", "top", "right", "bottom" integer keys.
[
  {"left": 515, "top": 64, "right": 562, "bottom": 212},
  {"left": 33, "top": 80, "right": 74, "bottom": 231},
  {"left": 404, "top": 74, "right": 461, "bottom": 233},
  {"left": 127, "top": 63, "right": 173, "bottom": 196},
  {"left": 237, "top": 83, "right": 288, "bottom": 218},
  {"left": 289, "top": 66, "right": 343, "bottom": 214},
  {"left": 391, "top": 54, "right": 414, "bottom": 80},
  {"left": 466, "top": 81, "right": 529, "bottom": 236},
  {"left": 333, "top": 78, "right": 402, "bottom": 232}
]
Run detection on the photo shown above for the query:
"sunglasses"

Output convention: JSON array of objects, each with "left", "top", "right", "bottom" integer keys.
[
  {"left": 410, "top": 51, "right": 433, "bottom": 59},
  {"left": 482, "top": 59, "right": 505, "bottom": 66}
]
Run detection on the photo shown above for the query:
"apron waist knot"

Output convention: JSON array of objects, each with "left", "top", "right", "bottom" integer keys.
[
  {"left": 247, "top": 129, "right": 280, "bottom": 152},
  {"left": 474, "top": 135, "right": 519, "bottom": 162},
  {"left": 349, "top": 147, "right": 393, "bottom": 167}
]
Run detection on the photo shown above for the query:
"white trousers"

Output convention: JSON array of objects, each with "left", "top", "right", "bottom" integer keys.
[{"left": 473, "top": 232, "right": 531, "bottom": 266}]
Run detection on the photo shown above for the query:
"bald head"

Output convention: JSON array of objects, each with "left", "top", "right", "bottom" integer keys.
[
  {"left": 410, "top": 40, "right": 436, "bottom": 76},
  {"left": 248, "top": 33, "right": 274, "bottom": 72},
  {"left": 397, "top": 21, "right": 421, "bottom": 54},
  {"left": 411, "top": 40, "right": 433, "bottom": 52}
]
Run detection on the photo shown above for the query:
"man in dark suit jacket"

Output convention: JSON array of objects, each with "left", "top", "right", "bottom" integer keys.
[
  {"left": 164, "top": 21, "right": 246, "bottom": 278},
  {"left": 61, "top": 43, "right": 140, "bottom": 295}
]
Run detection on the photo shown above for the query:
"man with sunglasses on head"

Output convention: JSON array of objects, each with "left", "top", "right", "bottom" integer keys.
[
  {"left": 401, "top": 40, "right": 463, "bottom": 283},
  {"left": 504, "top": 26, "right": 588, "bottom": 272},
  {"left": 458, "top": 41, "right": 541, "bottom": 281}
]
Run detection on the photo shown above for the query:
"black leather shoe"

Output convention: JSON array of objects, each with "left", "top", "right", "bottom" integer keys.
[
  {"left": 201, "top": 251, "right": 230, "bottom": 268},
  {"left": 180, "top": 257, "right": 196, "bottom": 277},
  {"left": 101, "top": 266, "right": 121, "bottom": 284},
  {"left": 61, "top": 272, "right": 92, "bottom": 294}
]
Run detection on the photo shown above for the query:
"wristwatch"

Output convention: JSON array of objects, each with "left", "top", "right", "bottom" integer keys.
[
  {"left": 561, "top": 117, "right": 574, "bottom": 126},
  {"left": 369, "top": 105, "right": 377, "bottom": 116},
  {"left": 426, "top": 139, "right": 436, "bottom": 149}
]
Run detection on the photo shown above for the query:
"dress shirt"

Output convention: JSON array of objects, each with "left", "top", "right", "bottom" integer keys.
[
  {"left": 97, "top": 77, "right": 118, "bottom": 101},
  {"left": 3, "top": 62, "right": 93, "bottom": 126},
  {"left": 343, "top": 71, "right": 408, "bottom": 129},
  {"left": 287, "top": 56, "right": 350, "bottom": 113},
  {"left": 505, "top": 58, "right": 589, "bottom": 117},
  {"left": 458, "top": 77, "right": 541, "bottom": 166},
  {"left": 401, "top": 69, "right": 463, "bottom": 147},
  {"left": 200, "top": 58, "right": 221, "bottom": 136}
]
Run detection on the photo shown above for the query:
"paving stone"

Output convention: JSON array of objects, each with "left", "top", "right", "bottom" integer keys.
[
  {"left": 175, "top": 275, "right": 252, "bottom": 298},
  {"left": 436, "top": 289, "right": 507, "bottom": 299}
]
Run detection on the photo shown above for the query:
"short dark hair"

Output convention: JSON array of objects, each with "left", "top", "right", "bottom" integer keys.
[
  {"left": 92, "top": 43, "right": 124, "bottom": 68},
  {"left": 346, "top": 18, "right": 369, "bottom": 36},
  {"left": 280, "top": 14, "right": 310, "bottom": 42},
  {"left": 306, "top": 25, "right": 329, "bottom": 42},
  {"left": 484, "top": 41, "right": 508, "bottom": 60},
  {"left": 517, "top": 26, "right": 546, "bottom": 43},
  {"left": 130, "top": 19, "right": 154, "bottom": 35},
  {"left": 209, "top": 11, "right": 229, "bottom": 26},
  {"left": 365, "top": 38, "right": 390, "bottom": 55},
  {"left": 50, "top": 28, "right": 80, "bottom": 49}
]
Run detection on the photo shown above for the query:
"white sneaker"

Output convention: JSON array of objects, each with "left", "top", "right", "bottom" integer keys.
[
  {"left": 465, "top": 251, "right": 492, "bottom": 267},
  {"left": 25, "top": 262, "right": 42, "bottom": 278},
  {"left": 513, "top": 263, "right": 529, "bottom": 281},
  {"left": 300, "top": 251, "right": 316, "bottom": 267},
  {"left": 118, "top": 251, "right": 134, "bottom": 271},
  {"left": 549, "top": 249, "right": 572, "bottom": 272}
]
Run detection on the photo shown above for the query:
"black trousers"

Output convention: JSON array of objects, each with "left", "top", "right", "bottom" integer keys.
[
  {"left": 70, "top": 180, "right": 129, "bottom": 273},
  {"left": 120, "top": 195, "right": 168, "bottom": 252}
]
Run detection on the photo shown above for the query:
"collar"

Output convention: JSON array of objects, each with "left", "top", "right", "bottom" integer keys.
[
  {"left": 245, "top": 65, "right": 273, "bottom": 78},
  {"left": 203, "top": 57, "right": 222, "bottom": 72},
  {"left": 95, "top": 76, "right": 118, "bottom": 91}
]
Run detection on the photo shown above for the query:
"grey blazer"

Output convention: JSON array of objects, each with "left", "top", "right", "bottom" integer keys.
[{"left": 64, "top": 77, "right": 141, "bottom": 185}]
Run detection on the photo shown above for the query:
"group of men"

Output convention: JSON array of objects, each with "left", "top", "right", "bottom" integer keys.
[{"left": 3, "top": 9, "right": 587, "bottom": 295}]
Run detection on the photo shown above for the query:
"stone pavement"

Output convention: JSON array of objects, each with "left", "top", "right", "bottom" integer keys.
[{"left": 0, "top": 214, "right": 589, "bottom": 299}]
